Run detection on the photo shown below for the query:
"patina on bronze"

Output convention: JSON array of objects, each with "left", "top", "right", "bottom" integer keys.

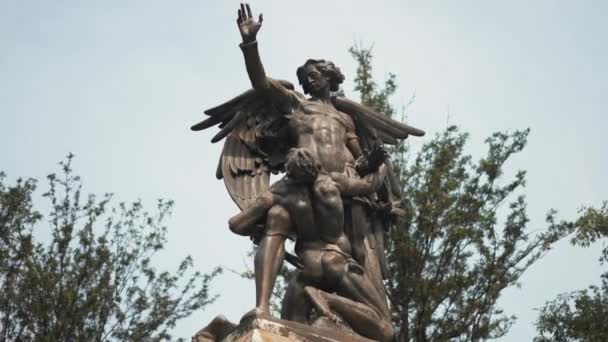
[{"left": 192, "top": 4, "right": 424, "bottom": 341}]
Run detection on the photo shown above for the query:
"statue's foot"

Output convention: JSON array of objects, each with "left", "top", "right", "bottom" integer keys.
[
  {"left": 239, "top": 307, "right": 271, "bottom": 325},
  {"left": 304, "top": 286, "right": 340, "bottom": 324},
  {"left": 192, "top": 314, "right": 237, "bottom": 342}
]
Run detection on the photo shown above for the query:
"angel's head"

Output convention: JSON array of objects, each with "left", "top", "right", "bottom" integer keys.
[
  {"left": 285, "top": 147, "right": 320, "bottom": 184},
  {"left": 296, "top": 59, "right": 345, "bottom": 95}
]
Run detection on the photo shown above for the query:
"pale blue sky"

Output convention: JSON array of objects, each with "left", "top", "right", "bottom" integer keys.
[{"left": 1, "top": 1, "right": 606, "bottom": 340}]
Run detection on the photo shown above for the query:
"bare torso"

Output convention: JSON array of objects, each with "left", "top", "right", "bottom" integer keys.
[
  {"left": 281, "top": 99, "right": 357, "bottom": 255},
  {"left": 288, "top": 100, "right": 356, "bottom": 173},
  {"left": 271, "top": 176, "right": 350, "bottom": 254}
]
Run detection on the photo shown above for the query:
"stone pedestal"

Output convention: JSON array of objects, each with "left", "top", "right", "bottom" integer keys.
[{"left": 193, "top": 315, "right": 374, "bottom": 342}]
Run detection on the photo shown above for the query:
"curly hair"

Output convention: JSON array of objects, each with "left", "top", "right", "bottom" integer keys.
[
  {"left": 285, "top": 148, "right": 320, "bottom": 184},
  {"left": 296, "top": 59, "right": 345, "bottom": 94}
]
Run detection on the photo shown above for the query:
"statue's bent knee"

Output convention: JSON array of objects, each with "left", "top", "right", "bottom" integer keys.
[{"left": 228, "top": 216, "right": 255, "bottom": 236}]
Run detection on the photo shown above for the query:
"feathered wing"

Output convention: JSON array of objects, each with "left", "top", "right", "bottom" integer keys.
[
  {"left": 331, "top": 96, "right": 424, "bottom": 146},
  {"left": 191, "top": 80, "right": 297, "bottom": 210},
  {"left": 332, "top": 96, "right": 424, "bottom": 199}
]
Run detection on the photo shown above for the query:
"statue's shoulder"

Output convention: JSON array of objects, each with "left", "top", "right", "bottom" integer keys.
[{"left": 269, "top": 176, "right": 293, "bottom": 196}]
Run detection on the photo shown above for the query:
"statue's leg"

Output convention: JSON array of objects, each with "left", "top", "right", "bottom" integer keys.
[
  {"left": 242, "top": 204, "right": 291, "bottom": 322},
  {"left": 319, "top": 252, "right": 394, "bottom": 341},
  {"left": 305, "top": 286, "right": 395, "bottom": 342},
  {"left": 321, "top": 251, "right": 385, "bottom": 316},
  {"left": 346, "top": 201, "right": 367, "bottom": 267},
  {"left": 281, "top": 246, "right": 329, "bottom": 323},
  {"left": 336, "top": 259, "right": 390, "bottom": 321},
  {"left": 346, "top": 202, "right": 391, "bottom": 307},
  {"left": 280, "top": 271, "right": 312, "bottom": 323},
  {"left": 255, "top": 205, "right": 291, "bottom": 314}
]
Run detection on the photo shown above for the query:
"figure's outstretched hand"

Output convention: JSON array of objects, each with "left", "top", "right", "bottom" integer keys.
[
  {"left": 237, "top": 3, "right": 263, "bottom": 44},
  {"left": 367, "top": 145, "right": 389, "bottom": 172},
  {"left": 356, "top": 145, "right": 389, "bottom": 176}
]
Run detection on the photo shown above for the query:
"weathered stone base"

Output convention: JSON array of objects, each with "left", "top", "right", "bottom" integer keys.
[{"left": 193, "top": 315, "right": 374, "bottom": 342}]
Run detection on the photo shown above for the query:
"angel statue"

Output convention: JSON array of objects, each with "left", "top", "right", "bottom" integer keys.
[{"left": 192, "top": 4, "right": 424, "bottom": 341}]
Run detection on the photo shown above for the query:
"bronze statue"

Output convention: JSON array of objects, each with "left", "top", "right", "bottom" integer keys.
[{"left": 192, "top": 4, "right": 424, "bottom": 341}]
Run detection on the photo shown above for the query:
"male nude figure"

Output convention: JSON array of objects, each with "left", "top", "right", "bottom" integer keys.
[
  {"left": 229, "top": 148, "right": 394, "bottom": 341},
  {"left": 231, "top": 5, "right": 383, "bottom": 324}
]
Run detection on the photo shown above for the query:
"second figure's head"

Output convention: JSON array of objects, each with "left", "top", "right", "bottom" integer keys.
[{"left": 285, "top": 147, "right": 320, "bottom": 184}]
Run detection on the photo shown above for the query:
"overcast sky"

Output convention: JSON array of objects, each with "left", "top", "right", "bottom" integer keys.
[{"left": 1, "top": 0, "right": 606, "bottom": 340}]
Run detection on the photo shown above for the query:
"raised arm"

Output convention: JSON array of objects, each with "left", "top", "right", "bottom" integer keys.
[
  {"left": 237, "top": 3, "right": 267, "bottom": 89},
  {"left": 237, "top": 4, "right": 298, "bottom": 110}
]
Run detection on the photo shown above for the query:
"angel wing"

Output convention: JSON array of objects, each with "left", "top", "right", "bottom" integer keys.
[
  {"left": 332, "top": 96, "right": 424, "bottom": 199},
  {"left": 332, "top": 96, "right": 424, "bottom": 146},
  {"left": 191, "top": 80, "right": 299, "bottom": 210}
]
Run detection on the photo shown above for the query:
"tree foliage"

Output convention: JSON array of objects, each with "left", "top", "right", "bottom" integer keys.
[
  {"left": 237, "top": 44, "right": 605, "bottom": 341},
  {"left": 534, "top": 202, "right": 608, "bottom": 342},
  {"left": 348, "top": 44, "right": 604, "bottom": 341},
  {"left": 0, "top": 155, "right": 220, "bottom": 341}
]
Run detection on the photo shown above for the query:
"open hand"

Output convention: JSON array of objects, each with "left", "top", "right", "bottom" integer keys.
[
  {"left": 237, "top": 3, "right": 263, "bottom": 44},
  {"left": 356, "top": 145, "right": 389, "bottom": 176},
  {"left": 367, "top": 145, "right": 389, "bottom": 172}
]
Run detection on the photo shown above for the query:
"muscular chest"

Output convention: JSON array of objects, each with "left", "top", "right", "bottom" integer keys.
[{"left": 288, "top": 103, "right": 348, "bottom": 142}]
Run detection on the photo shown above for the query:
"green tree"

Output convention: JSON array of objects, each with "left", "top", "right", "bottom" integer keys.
[
  {"left": 0, "top": 155, "right": 220, "bottom": 342},
  {"left": 237, "top": 44, "right": 605, "bottom": 341},
  {"left": 348, "top": 44, "right": 605, "bottom": 341},
  {"left": 534, "top": 202, "right": 608, "bottom": 342}
]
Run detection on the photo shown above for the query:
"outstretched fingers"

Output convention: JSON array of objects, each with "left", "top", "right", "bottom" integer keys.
[
  {"left": 246, "top": 3, "right": 253, "bottom": 19},
  {"left": 240, "top": 3, "right": 247, "bottom": 19},
  {"left": 238, "top": 3, "right": 262, "bottom": 25},
  {"left": 237, "top": 3, "right": 262, "bottom": 36}
]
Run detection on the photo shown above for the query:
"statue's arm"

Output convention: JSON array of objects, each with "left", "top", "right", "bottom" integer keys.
[
  {"left": 236, "top": 3, "right": 268, "bottom": 90},
  {"left": 240, "top": 41, "right": 268, "bottom": 91},
  {"left": 342, "top": 114, "right": 363, "bottom": 159},
  {"left": 237, "top": 4, "right": 296, "bottom": 108},
  {"left": 330, "top": 164, "right": 387, "bottom": 196},
  {"left": 347, "top": 135, "right": 364, "bottom": 160}
]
